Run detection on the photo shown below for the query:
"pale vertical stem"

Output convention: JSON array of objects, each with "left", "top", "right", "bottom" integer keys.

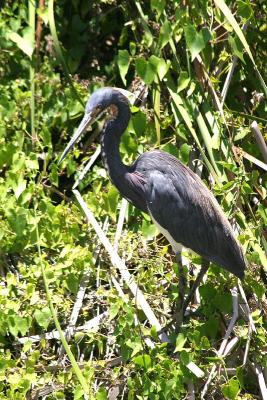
[
  {"left": 250, "top": 121, "right": 267, "bottom": 164},
  {"left": 29, "top": 0, "right": 36, "bottom": 145}
]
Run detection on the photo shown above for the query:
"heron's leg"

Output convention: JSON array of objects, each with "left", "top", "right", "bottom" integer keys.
[
  {"left": 181, "top": 261, "right": 209, "bottom": 317},
  {"left": 174, "top": 251, "right": 188, "bottom": 316}
]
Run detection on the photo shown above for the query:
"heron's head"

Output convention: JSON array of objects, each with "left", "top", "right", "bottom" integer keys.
[{"left": 59, "top": 87, "right": 130, "bottom": 163}]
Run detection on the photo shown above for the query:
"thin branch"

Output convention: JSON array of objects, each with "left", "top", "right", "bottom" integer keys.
[
  {"left": 18, "top": 312, "right": 109, "bottom": 344},
  {"left": 238, "top": 281, "right": 256, "bottom": 333},
  {"left": 251, "top": 361, "right": 267, "bottom": 400},
  {"left": 233, "top": 145, "right": 267, "bottom": 172}
]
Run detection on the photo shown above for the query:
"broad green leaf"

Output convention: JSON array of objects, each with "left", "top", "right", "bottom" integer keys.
[
  {"left": 7, "top": 315, "right": 30, "bottom": 337},
  {"left": 134, "top": 354, "right": 151, "bottom": 369},
  {"left": 132, "top": 111, "right": 146, "bottom": 135},
  {"left": 136, "top": 57, "right": 157, "bottom": 84},
  {"left": 118, "top": 49, "right": 130, "bottom": 86},
  {"left": 222, "top": 378, "right": 240, "bottom": 399},
  {"left": 228, "top": 36, "right": 245, "bottom": 63},
  {"left": 104, "top": 186, "right": 119, "bottom": 220},
  {"left": 151, "top": 0, "right": 165, "bottom": 16},
  {"left": 34, "top": 307, "right": 52, "bottom": 329},
  {"left": 7, "top": 31, "right": 34, "bottom": 58},
  {"left": 177, "top": 71, "right": 190, "bottom": 93},
  {"left": 66, "top": 273, "right": 79, "bottom": 294},
  {"left": 174, "top": 333, "right": 187, "bottom": 352},
  {"left": 149, "top": 55, "right": 170, "bottom": 80},
  {"left": 184, "top": 25, "right": 212, "bottom": 60},
  {"left": 14, "top": 178, "right": 27, "bottom": 199},
  {"left": 109, "top": 303, "right": 120, "bottom": 320},
  {"left": 159, "top": 20, "right": 172, "bottom": 49},
  {"left": 237, "top": 0, "right": 253, "bottom": 19},
  {"left": 74, "top": 385, "right": 84, "bottom": 400},
  {"left": 179, "top": 143, "right": 191, "bottom": 164},
  {"left": 96, "top": 387, "right": 108, "bottom": 400},
  {"left": 141, "top": 220, "right": 158, "bottom": 239}
]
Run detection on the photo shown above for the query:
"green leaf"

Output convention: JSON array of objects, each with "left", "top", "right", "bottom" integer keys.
[
  {"left": 7, "top": 31, "right": 34, "bottom": 58},
  {"left": 151, "top": 0, "right": 165, "bottom": 16},
  {"left": 34, "top": 307, "right": 52, "bottom": 329},
  {"left": 109, "top": 303, "right": 120, "bottom": 320},
  {"left": 159, "top": 20, "right": 172, "bottom": 49},
  {"left": 132, "top": 111, "right": 147, "bottom": 135},
  {"left": 66, "top": 273, "right": 79, "bottom": 294},
  {"left": 184, "top": 25, "right": 212, "bottom": 60},
  {"left": 174, "top": 333, "right": 187, "bottom": 352},
  {"left": 106, "top": 186, "right": 119, "bottom": 220},
  {"left": 7, "top": 315, "right": 30, "bottom": 337},
  {"left": 149, "top": 55, "right": 170, "bottom": 80},
  {"left": 96, "top": 387, "right": 108, "bottom": 400},
  {"left": 14, "top": 178, "right": 27, "bottom": 199},
  {"left": 136, "top": 57, "right": 157, "bottom": 84},
  {"left": 179, "top": 143, "right": 191, "bottom": 164},
  {"left": 117, "top": 49, "right": 130, "bottom": 86},
  {"left": 177, "top": 71, "right": 190, "bottom": 93},
  {"left": 141, "top": 220, "right": 158, "bottom": 240},
  {"left": 228, "top": 36, "right": 245, "bottom": 63},
  {"left": 237, "top": 0, "right": 253, "bottom": 19},
  {"left": 74, "top": 385, "right": 84, "bottom": 400},
  {"left": 134, "top": 354, "right": 151, "bottom": 369},
  {"left": 222, "top": 378, "right": 240, "bottom": 399}
]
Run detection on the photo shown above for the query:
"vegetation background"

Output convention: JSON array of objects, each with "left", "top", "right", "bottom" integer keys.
[{"left": 0, "top": 0, "right": 266, "bottom": 398}]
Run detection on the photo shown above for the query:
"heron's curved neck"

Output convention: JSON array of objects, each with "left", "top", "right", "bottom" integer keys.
[{"left": 100, "top": 98, "right": 131, "bottom": 186}]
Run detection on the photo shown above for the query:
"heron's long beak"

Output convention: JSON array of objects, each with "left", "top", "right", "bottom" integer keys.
[{"left": 58, "top": 112, "right": 96, "bottom": 163}]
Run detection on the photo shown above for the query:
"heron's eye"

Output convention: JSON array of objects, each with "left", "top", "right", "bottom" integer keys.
[{"left": 107, "top": 104, "right": 118, "bottom": 118}]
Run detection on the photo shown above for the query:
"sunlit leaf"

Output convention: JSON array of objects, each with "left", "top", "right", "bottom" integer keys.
[
  {"left": 7, "top": 31, "right": 34, "bottom": 57},
  {"left": 228, "top": 36, "right": 245, "bottom": 63},
  {"left": 184, "top": 25, "right": 212, "bottom": 60},
  {"left": 136, "top": 57, "right": 157, "bottom": 84},
  {"left": 34, "top": 307, "right": 52, "bottom": 329},
  {"left": 222, "top": 378, "right": 240, "bottom": 399},
  {"left": 177, "top": 71, "right": 190, "bottom": 93},
  {"left": 134, "top": 354, "right": 151, "bottom": 369},
  {"left": 151, "top": 0, "right": 166, "bottom": 16},
  {"left": 159, "top": 20, "right": 172, "bottom": 49},
  {"left": 174, "top": 333, "right": 187, "bottom": 352},
  {"left": 118, "top": 49, "right": 130, "bottom": 86}
]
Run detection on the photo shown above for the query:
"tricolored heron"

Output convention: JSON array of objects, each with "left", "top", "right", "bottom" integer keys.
[{"left": 59, "top": 87, "right": 246, "bottom": 317}]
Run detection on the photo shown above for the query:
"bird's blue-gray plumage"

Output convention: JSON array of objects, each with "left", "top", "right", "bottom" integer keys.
[{"left": 63, "top": 87, "right": 246, "bottom": 279}]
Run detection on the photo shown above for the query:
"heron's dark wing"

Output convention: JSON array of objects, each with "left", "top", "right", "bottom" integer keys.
[
  {"left": 122, "top": 171, "right": 148, "bottom": 213},
  {"left": 139, "top": 152, "right": 245, "bottom": 278}
]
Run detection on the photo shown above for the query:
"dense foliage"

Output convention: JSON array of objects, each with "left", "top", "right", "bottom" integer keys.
[{"left": 0, "top": 0, "right": 266, "bottom": 398}]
